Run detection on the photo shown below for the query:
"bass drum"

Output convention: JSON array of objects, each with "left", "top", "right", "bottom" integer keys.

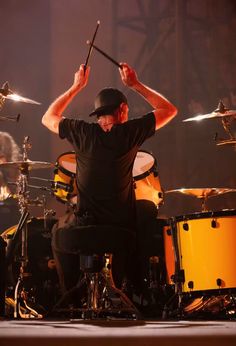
[
  {"left": 175, "top": 209, "right": 236, "bottom": 293},
  {"left": 2, "top": 217, "right": 59, "bottom": 313},
  {"left": 133, "top": 150, "right": 163, "bottom": 207},
  {"left": 163, "top": 224, "right": 175, "bottom": 286}
]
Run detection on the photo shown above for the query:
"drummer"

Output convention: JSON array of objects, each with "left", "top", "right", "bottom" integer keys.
[{"left": 42, "top": 62, "right": 177, "bottom": 293}]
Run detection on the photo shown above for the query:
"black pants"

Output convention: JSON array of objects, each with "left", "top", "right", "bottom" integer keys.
[
  {"left": 51, "top": 212, "right": 133, "bottom": 294},
  {"left": 129, "top": 200, "right": 166, "bottom": 295}
]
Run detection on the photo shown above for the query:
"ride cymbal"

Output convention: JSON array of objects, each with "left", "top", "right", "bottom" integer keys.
[{"left": 165, "top": 188, "right": 236, "bottom": 199}]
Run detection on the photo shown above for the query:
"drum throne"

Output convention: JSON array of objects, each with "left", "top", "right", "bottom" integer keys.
[{"left": 53, "top": 225, "right": 141, "bottom": 320}]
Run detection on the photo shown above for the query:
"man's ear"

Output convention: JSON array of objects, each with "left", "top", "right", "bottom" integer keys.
[
  {"left": 120, "top": 102, "right": 128, "bottom": 112},
  {"left": 120, "top": 103, "right": 129, "bottom": 122}
]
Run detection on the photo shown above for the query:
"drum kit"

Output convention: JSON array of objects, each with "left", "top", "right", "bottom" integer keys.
[
  {"left": 1, "top": 75, "right": 236, "bottom": 320},
  {"left": 161, "top": 101, "right": 236, "bottom": 319}
]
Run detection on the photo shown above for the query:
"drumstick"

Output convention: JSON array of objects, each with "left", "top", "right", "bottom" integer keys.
[
  {"left": 84, "top": 20, "right": 100, "bottom": 73},
  {"left": 86, "top": 41, "right": 122, "bottom": 68}
]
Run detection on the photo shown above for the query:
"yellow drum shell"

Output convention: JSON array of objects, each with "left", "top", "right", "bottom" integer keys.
[
  {"left": 176, "top": 211, "right": 236, "bottom": 292},
  {"left": 53, "top": 170, "right": 77, "bottom": 202},
  {"left": 163, "top": 225, "right": 175, "bottom": 285},
  {"left": 54, "top": 152, "right": 78, "bottom": 203}
]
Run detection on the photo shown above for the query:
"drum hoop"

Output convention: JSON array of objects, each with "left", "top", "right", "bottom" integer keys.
[
  {"left": 133, "top": 150, "right": 158, "bottom": 181},
  {"left": 174, "top": 209, "right": 236, "bottom": 222},
  {"left": 55, "top": 151, "right": 76, "bottom": 177}
]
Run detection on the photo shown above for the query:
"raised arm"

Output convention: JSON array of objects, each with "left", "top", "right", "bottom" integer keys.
[
  {"left": 42, "top": 64, "right": 90, "bottom": 134},
  {"left": 119, "top": 63, "right": 177, "bottom": 129}
]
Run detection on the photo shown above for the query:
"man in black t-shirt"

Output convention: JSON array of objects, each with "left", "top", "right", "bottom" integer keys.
[{"left": 42, "top": 62, "right": 177, "bottom": 293}]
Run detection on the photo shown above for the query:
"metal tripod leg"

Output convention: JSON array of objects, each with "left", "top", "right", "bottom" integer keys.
[{"left": 12, "top": 210, "right": 44, "bottom": 319}]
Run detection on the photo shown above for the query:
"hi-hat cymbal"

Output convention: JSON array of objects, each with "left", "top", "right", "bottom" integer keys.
[
  {"left": 0, "top": 160, "right": 53, "bottom": 170},
  {"left": 183, "top": 110, "right": 236, "bottom": 122},
  {"left": 165, "top": 188, "right": 236, "bottom": 199}
]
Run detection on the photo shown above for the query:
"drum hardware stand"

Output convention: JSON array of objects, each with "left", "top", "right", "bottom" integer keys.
[
  {"left": 162, "top": 218, "right": 186, "bottom": 319},
  {"left": 25, "top": 183, "right": 57, "bottom": 234},
  {"left": 214, "top": 101, "right": 236, "bottom": 146},
  {"left": 10, "top": 137, "right": 43, "bottom": 319},
  {"left": 199, "top": 197, "right": 208, "bottom": 212},
  {"left": 0, "top": 83, "right": 21, "bottom": 121}
]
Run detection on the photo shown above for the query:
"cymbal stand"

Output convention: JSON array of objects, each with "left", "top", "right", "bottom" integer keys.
[
  {"left": 215, "top": 101, "right": 236, "bottom": 145},
  {"left": 200, "top": 196, "right": 208, "bottom": 212},
  {"left": 0, "top": 94, "right": 5, "bottom": 109},
  {"left": 13, "top": 136, "right": 42, "bottom": 319},
  {"left": 0, "top": 91, "right": 19, "bottom": 121}
]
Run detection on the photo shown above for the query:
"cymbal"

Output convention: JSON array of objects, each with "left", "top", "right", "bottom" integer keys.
[
  {"left": 0, "top": 81, "right": 41, "bottom": 105},
  {"left": 216, "top": 139, "right": 236, "bottom": 146},
  {"left": 165, "top": 188, "right": 236, "bottom": 199},
  {"left": 0, "top": 160, "right": 53, "bottom": 170},
  {"left": 183, "top": 110, "right": 236, "bottom": 122},
  {"left": 4, "top": 93, "right": 41, "bottom": 105}
]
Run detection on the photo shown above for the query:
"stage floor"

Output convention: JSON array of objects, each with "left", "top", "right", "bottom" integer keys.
[{"left": 1, "top": 319, "right": 236, "bottom": 346}]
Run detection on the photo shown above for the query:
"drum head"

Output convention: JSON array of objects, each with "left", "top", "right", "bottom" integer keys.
[
  {"left": 133, "top": 151, "right": 155, "bottom": 181},
  {"left": 175, "top": 209, "right": 236, "bottom": 222},
  {"left": 57, "top": 152, "right": 76, "bottom": 175}
]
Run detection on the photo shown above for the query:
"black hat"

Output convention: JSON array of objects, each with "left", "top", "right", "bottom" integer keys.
[{"left": 89, "top": 87, "right": 127, "bottom": 117}]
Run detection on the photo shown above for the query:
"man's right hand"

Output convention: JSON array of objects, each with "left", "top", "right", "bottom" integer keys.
[
  {"left": 73, "top": 64, "right": 90, "bottom": 91},
  {"left": 119, "top": 63, "right": 139, "bottom": 89}
]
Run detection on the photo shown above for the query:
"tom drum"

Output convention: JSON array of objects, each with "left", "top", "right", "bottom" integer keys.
[
  {"left": 54, "top": 151, "right": 78, "bottom": 203},
  {"left": 132, "top": 150, "right": 163, "bottom": 207}
]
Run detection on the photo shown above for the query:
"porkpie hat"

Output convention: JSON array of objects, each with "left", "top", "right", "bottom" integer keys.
[{"left": 89, "top": 87, "right": 127, "bottom": 116}]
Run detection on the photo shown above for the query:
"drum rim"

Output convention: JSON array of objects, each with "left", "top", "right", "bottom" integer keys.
[
  {"left": 133, "top": 149, "right": 157, "bottom": 181},
  {"left": 174, "top": 209, "right": 236, "bottom": 222},
  {"left": 55, "top": 151, "right": 76, "bottom": 176}
]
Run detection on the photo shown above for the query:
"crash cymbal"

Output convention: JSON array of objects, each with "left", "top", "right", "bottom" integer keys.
[
  {"left": 0, "top": 82, "right": 41, "bottom": 105},
  {"left": 183, "top": 101, "right": 236, "bottom": 122},
  {"left": 0, "top": 160, "right": 53, "bottom": 171},
  {"left": 4, "top": 93, "right": 41, "bottom": 105},
  {"left": 183, "top": 110, "right": 236, "bottom": 122},
  {"left": 165, "top": 188, "right": 236, "bottom": 199}
]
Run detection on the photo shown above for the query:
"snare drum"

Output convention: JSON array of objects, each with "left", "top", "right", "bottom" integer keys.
[
  {"left": 54, "top": 152, "right": 78, "bottom": 203},
  {"left": 175, "top": 209, "right": 236, "bottom": 293},
  {"left": 132, "top": 150, "right": 163, "bottom": 207}
]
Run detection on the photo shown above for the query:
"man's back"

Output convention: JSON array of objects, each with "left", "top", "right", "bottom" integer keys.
[{"left": 60, "top": 114, "right": 156, "bottom": 229}]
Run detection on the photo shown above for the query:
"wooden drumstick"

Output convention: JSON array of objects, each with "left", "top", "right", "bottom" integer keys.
[
  {"left": 84, "top": 20, "right": 100, "bottom": 73},
  {"left": 86, "top": 40, "right": 122, "bottom": 68}
]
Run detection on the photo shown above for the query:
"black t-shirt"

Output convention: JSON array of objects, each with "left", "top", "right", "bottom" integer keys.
[{"left": 59, "top": 112, "right": 155, "bottom": 231}]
